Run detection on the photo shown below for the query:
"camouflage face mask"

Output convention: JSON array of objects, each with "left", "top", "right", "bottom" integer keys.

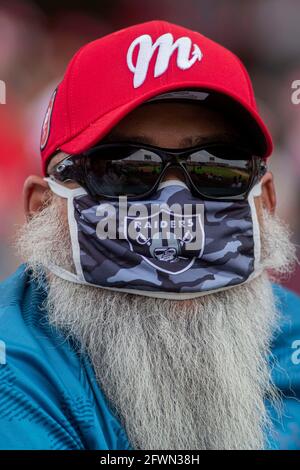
[{"left": 44, "top": 178, "right": 263, "bottom": 300}]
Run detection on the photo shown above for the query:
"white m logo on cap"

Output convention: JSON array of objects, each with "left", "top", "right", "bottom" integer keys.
[{"left": 127, "top": 33, "right": 203, "bottom": 88}]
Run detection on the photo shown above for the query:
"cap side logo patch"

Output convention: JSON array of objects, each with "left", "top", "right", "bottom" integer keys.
[
  {"left": 127, "top": 33, "right": 203, "bottom": 88},
  {"left": 40, "top": 88, "right": 57, "bottom": 151}
]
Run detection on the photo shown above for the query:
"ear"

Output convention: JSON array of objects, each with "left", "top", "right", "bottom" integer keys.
[
  {"left": 260, "top": 171, "right": 276, "bottom": 214},
  {"left": 23, "top": 175, "right": 51, "bottom": 219}
]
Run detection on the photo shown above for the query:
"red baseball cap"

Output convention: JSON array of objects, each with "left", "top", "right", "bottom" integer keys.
[{"left": 40, "top": 19, "right": 273, "bottom": 174}]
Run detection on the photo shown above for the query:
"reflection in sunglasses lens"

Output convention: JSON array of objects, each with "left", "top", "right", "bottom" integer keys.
[{"left": 60, "top": 144, "right": 253, "bottom": 198}]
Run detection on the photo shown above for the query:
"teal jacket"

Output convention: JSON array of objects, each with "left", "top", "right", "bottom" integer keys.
[{"left": 0, "top": 265, "right": 299, "bottom": 450}]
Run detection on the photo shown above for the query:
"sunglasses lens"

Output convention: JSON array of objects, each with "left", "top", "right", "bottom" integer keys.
[
  {"left": 53, "top": 143, "right": 255, "bottom": 199},
  {"left": 85, "top": 146, "right": 163, "bottom": 197},
  {"left": 185, "top": 145, "right": 253, "bottom": 198}
]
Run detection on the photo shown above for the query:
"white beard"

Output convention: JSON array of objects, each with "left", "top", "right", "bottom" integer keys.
[{"left": 16, "top": 195, "right": 297, "bottom": 449}]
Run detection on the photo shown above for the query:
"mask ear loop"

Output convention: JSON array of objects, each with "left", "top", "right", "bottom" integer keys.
[
  {"left": 43, "top": 177, "right": 87, "bottom": 198},
  {"left": 43, "top": 177, "right": 88, "bottom": 283},
  {"left": 247, "top": 181, "right": 263, "bottom": 277}
]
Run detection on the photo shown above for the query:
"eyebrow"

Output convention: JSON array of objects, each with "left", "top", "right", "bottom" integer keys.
[{"left": 102, "top": 132, "right": 243, "bottom": 148}]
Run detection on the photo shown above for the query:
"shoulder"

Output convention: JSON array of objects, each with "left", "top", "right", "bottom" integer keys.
[
  {"left": 0, "top": 264, "right": 39, "bottom": 355},
  {"left": 272, "top": 283, "right": 300, "bottom": 320},
  {"left": 0, "top": 264, "right": 50, "bottom": 353},
  {"left": 269, "top": 283, "right": 300, "bottom": 450},
  {"left": 0, "top": 265, "right": 131, "bottom": 450},
  {"left": 0, "top": 264, "right": 28, "bottom": 307},
  {"left": 271, "top": 283, "right": 300, "bottom": 357},
  {"left": 270, "top": 283, "right": 300, "bottom": 395},
  {"left": 0, "top": 265, "right": 90, "bottom": 449}
]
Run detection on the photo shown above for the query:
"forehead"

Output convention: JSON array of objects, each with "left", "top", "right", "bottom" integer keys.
[
  {"left": 47, "top": 100, "right": 245, "bottom": 172},
  {"left": 103, "top": 100, "right": 238, "bottom": 139}
]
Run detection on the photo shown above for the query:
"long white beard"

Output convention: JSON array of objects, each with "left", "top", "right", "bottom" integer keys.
[{"left": 16, "top": 196, "right": 297, "bottom": 450}]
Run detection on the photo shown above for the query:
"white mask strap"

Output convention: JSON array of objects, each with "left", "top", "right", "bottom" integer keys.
[
  {"left": 43, "top": 176, "right": 87, "bottom": 282},
  {"left": 48, "top": 263, "right": 85, "bottom": 284},
  {"left": 247, "top": 181, "right": 262, "bottom": 272},
  {"left": 248, "top": 181, "right": 262, "bottom": 198},
  {"left": 44, "top": 177, "right": 87, "bottom": 198}
]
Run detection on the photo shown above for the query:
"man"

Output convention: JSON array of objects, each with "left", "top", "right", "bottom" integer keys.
[{"left": 0, "top": 20, "right": 300, "bottom": 450}]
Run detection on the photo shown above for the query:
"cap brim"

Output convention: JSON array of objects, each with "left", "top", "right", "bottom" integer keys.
[{"left": 50, "top": 82, "right": 272, "bottom": 172}]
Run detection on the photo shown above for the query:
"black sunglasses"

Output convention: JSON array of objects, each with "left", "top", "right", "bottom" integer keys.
[{"left": 48, "top": 142, "right": 267, "bottom": 200}]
